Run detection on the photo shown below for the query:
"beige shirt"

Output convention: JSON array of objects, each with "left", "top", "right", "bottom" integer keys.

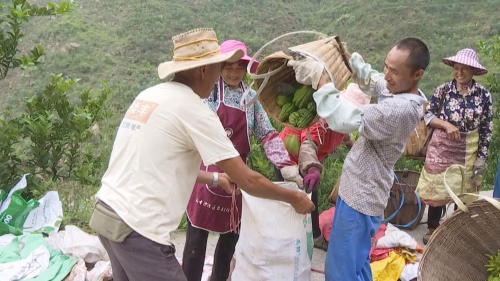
[{"left": 97, "top": 82, "right": 239, "bottom": 245}]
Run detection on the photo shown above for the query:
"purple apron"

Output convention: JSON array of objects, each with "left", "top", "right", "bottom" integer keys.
[{"left": 186, "top": 78, "right": 251, "bottom": 233}]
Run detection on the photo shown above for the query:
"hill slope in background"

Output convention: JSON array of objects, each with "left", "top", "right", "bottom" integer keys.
[
  {"left": 2, "top": 0, "right": 500, "bottom": 105},
  {"left": 1, "top": 0, "right": 500, "bottom": 225},
  {"left": 1, "top": 0, "right": 499, "bottom": 179}
]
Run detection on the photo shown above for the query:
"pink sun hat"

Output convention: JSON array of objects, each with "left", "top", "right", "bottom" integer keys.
[
  {"left": 220, "top": 40, "right": 259, "bottom": 73},
  {"left": 442, "top": 48, "right": 488, "bottom": 75}
]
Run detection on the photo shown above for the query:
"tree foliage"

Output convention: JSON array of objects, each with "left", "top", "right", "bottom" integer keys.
[
  {"left": 0, "top": 0, "right": 110, "bottom": 199},
  {"left": 0, "top": 0, "right": 74, "bottom": 79}
]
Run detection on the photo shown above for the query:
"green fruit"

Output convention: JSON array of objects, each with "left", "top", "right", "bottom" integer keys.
[
  {"left": 278, "top": 102, "right": 296, "bottom": 121},
  {"left": 293, "top": 85, "right": 315, "bottom": 109},
  {"left": 289, "top": 111, "right": 301, "bottom": 127},
  {"left": 297, "top": 110, "right": 315, "bottom": 128},
  {"left": 292, "top": 85, "right": 314, "bottom": 109},
  {"left": 307, "top": 101, "right": 316, "bottom": 112},
  {"left": 276, "top": 94, "right": 292, "bottom": 106},
  {"left": 284, "top": 134, "right": 300, "bottom": 155}
]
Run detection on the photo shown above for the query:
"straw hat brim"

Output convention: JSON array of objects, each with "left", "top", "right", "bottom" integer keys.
[
  {"left": 158, "top": 49, "right": 244, "bottom": 79},
  {"left": 442, "top": 57, "right": 488, "bottom": 76}
]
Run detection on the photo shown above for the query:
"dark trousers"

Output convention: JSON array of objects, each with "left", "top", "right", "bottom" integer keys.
[
  {"left": 98, "top": 231, "right": 187, "bottom": 281},
  {"left": 182, "top": 219, "right": 239, "bottom": 281},
  {"left": 274, "top": 167, "right": 321, "bottom": 239},
  {"left": 427, "top": 205, "right": 457, "bottom": 229}
]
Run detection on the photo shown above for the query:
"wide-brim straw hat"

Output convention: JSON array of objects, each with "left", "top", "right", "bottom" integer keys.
[
  {"left": 158, "top": 28, "right": 244, "bottom": 79},
  {"left": 442, "top": 48, "right": 488, "bottom": 75}
]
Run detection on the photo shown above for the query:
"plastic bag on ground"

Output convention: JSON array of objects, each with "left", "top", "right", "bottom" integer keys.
[
  {"left": 231, "top": 182, "right": 312, "bottom": 281},
  {"left": 0, "top": 233, "right": 77, "bottom": 281},
  {"left": 23, "top": 191, "right": 63, "bottom": 234},
  {"left": 0, "top": 175, "right": 40, "bottom": 235},
  {"left": 45, "top": 225, "right": 109, "bottom": 263}
]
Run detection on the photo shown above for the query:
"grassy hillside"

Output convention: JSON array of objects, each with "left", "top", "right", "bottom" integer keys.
[{"left": 1, "top": 0, "right": 500, "bottom": 226}]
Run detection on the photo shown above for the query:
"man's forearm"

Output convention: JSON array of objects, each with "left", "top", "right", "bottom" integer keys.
[
  {"left": 217, "top": 157, "right": 299, "bottom": 205},
  {"left": 196, "top": 170, "right": 213, "bottom": 185}
]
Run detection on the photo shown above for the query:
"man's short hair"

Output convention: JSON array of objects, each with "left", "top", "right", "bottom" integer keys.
[{"left": 395, "top": 38, "right": 430, "bottom": 72}]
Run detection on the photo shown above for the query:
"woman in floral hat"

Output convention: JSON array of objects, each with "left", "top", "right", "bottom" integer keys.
[
  {"left": 182, "top": 39, "right": 303, "bottom": 281},
  {"left": 416, "top": 48, "right": 493, "bottom": 245}
]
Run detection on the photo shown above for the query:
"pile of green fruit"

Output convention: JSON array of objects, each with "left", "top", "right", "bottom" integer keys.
[
  {"left": 276, "top": 85, "right": 317, "bottom": 128},
  {"left": 486, "top": 250, "right": 500, "bottom": 281}
]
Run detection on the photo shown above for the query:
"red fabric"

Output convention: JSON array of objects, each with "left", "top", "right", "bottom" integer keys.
[
  {"left": 318, "top": 206, "right": 336, "bottom": 242},
  {"left": 369, "top": 223, "right": 389, "bottom": 262},
  {"left": 301, "top": 121, "right": 344, "bottom": 162},
  {"left": 370, "top": 248, "right": 392, "bottom": 262},
  {"left": 279, "top": 119, "right": 345, "bottom": 164}
]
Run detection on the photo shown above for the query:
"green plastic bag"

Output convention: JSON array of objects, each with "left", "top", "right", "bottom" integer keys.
[
  {"left": 0, "top": 175, "right": 39, "bottom": 235},
  {"left": 0, "top": 192, "right": 39, "bottom": 228},
  {"left": 0, "top": 221, "right": 23, "bottom": 235}
]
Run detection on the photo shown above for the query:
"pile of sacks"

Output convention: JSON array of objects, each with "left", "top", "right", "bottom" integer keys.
[
  {"left": 0, "top": 176, "right": 112, "bottom": 281},
  {"left": 0, "top": 225, "right": 112, "bottom": 281}
]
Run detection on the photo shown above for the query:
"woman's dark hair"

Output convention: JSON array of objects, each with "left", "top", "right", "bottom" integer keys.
[{"left": 395, "top": 37, "right": 430, "bottom": 72}]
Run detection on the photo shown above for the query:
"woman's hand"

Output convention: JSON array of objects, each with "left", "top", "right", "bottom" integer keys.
[
  {"left": 444, "top": 122, "right": 461, "bottom": 140},
  {"left": 219, "top": 173, "right": 240, "bottom": 195}
]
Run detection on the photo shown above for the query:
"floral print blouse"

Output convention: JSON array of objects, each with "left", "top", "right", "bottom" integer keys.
[
  {"left": 424, "top": 79, "right": 493, "bottom": 158},
  {"left": 203, "top": 80, "right": 293, "bottom": 168}
]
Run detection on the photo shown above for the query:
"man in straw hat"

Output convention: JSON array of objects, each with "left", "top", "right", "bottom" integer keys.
[
  {"left": 89, "top": 28, "right": 315, "bottom": 281},
  {"left": 288, "top": 37, "right": 429, "bottom": 280}
]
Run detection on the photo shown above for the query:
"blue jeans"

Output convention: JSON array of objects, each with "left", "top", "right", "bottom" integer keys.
[
  {"left": 494, "top": 156, "right": 500, "bottom": 198},
  {"left": 325, "top": 196, "right": 382, "bottom": 281}
]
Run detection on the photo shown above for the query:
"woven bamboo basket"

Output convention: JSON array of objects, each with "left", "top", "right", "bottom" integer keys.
[
  {"left": 328, "top": 176, "right": 341, "bottom": 205},
  {"left": 383, "top": 169, "right": 425, "bottom": 230},
  {"left": 254, "top": 36, "right": 352, "bottom": 129},
  {"left": 404, "top": 101, "right": 429, "bottom": 160},
  {"left": 418, "top": 199, "right": 500, "bottom": 280}
]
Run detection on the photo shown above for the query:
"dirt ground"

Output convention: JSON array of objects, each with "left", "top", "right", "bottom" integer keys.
[{"left": 171, "top": 190, "right": 494, "bottom": 281}]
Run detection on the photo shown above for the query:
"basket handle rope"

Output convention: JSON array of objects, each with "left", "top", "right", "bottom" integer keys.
[
  {"left": 443, "top": 164, "right": 500, "bottom": 213},
  {"left": 240, "top": 30, "right": 330, "bottom": 109}
]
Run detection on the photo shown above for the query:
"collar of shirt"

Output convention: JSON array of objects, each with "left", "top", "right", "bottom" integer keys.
[
  {"left": 449, "top": 79, "right": 480, "bottom": 97},
  {"left": 378, "top": 89, "right": 427, "bottom": 105}
]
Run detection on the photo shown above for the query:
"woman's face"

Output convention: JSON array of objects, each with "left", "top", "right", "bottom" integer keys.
[
  {"left": 453, "top": 63, "right": 474, "bottom": 85},
  {"left": 221, "top": 60, "right": 248, "bottom": 88}
]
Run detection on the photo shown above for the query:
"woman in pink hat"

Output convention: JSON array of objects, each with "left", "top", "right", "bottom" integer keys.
[
  {"left": 416, "top": 48, "right": 493, "bottom": 244},
  {"left": 182, "top": 39, "right": 303, "bottom": 281}
]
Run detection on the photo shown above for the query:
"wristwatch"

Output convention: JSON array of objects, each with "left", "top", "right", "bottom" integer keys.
[{"left": 211, "top": 172, "right": 219, "bottom": 187}]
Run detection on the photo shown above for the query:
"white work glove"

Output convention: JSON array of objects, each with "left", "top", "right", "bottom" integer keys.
[
  {"left": 349, "top": 53, "right": 386, "bottom": 96},
  {"left": 287, "top": 58, "right": 326, "bottom": 90},
  {"left": 473, "top": 158, "right": 487, "bottom": 175},
  {"left": 313, "top": 83, "right": 363, "bottom": 134},
  {"left": 280, "top": 165, "right": 304, "bottom": 189}
]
